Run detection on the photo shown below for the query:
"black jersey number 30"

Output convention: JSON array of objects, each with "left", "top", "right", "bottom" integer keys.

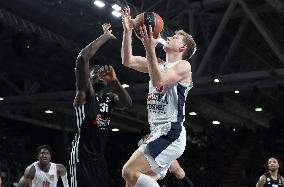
[{"left": 100, "top": 103, "right": 109, "bottom": 112}]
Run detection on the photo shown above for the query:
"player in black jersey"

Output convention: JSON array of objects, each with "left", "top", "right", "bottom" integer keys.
[
  {"left": 69, "top": 23, "right": 132, "bottom": 187},
  {"left": 256, "top": 157, "right": 284, "bottom": 187}
]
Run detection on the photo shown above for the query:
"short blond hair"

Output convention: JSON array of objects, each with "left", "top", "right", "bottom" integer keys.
[{"left": 175, "top": 30, "right": 197, "bottom": 60}]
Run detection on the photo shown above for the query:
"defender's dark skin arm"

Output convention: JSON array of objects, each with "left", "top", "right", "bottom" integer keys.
[
  {"left": 109, "top": 79, "right": 132, "bottom": 109},
  {"left": 74, "top": 23, "right": 116, "bottom": 106},
  {"left": 18, "top": 165, "right": 36, "bottom": 187},
  {"left": 98, "top": 65, "right": 132, "bottom": 109}
]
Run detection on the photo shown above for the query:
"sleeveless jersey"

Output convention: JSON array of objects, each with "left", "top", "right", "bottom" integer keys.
[
  {"left": 31, "top": 162, "right": 58, "bottom": 187},
  {"left": 147, "top": 61, "right": 193, "bottom": 126},
  {"left": 69, "top": 92, "right": 115, "bottom": 187},
  {"left": 264, "top": 172, "right": 283, "bottom": 187},
  {"left": 70, "top": 92, "right": 115, "bottom": 163}
]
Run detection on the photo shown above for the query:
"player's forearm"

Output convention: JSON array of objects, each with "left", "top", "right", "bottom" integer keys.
[
  {"left": 80, "top": 33, "right": 112, "bottom": 62},
  {"left": 18, "top": 177, "right": 30, "bottom": 187},
  {"left": 75, "top": 33, "right": 112, "bottom": 88},
  {"left": 256, "top": 182, "right": 264, "bottom": 187},
  {"left": 146, "top": 49, "right": 163, "bottom": 87},
  {"left": 109, "top": 79, "right": 132, "bottom": 108},
  {"left": 121, "top": 30, "right": 134, "bottom": 67}
]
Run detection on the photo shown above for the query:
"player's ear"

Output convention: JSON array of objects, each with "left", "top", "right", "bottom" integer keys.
[{"left": 179, "top": 45, "right": 187, "bottom": 52}]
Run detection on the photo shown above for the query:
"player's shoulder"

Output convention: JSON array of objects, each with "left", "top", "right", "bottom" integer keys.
[
  {"left": 56, "top": 164, "right": 67, "bottom": 175},
  {"left": 259, "top": 174, "right": 266, "bottom": 182},
  {"left": 179, "top": 60, "right": 191, "bottom": 66},
  {"left": 174, "top": 60, "right": 191, "bottom": 70},
  {"left": 56, "top": 163, "right": 65, "bottom": 170},
  {"left": 26, "top": 163, "right": 36, "bottom": 171},
  {"left": 24, "top": 164, "right": 36, "bottom": 178}
]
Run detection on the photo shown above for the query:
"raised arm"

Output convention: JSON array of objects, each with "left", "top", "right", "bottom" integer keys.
[
  {"left": 256, "top": 175, "right": 266, "bottom": 187},
  {"left": 18, "top": 165, "right": 35, "bottom": 187},
  {"left": 74, "top": 23, "right": 116, "bottom": 106},
  {"left": 57, "top": 164, "right": 69, "bottom": 187},
  {"left": 121, "top": 6, "right": 148, "bottom": 73},
  {"left": 99, "top": 65, "right": 132, "bottom": 109},
  {"left": 140, "top": 25, "right": 192, "bottom": 87},
  {"left": 149, "top": 59, "right": 191, "bottom": 87}
]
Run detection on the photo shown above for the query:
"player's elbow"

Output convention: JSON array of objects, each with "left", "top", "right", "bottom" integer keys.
[
  {"left": 119, "top": 99, "right": 132, "bottom": 110},
  {"left": 124, "top": 99, "right": 132, "bottom": 109},
  {"left": 18, "top": 177, "right": 29, "bottom": 187},
  {"left": 121, "top": 56, "right": 132, "bottom": 68}
]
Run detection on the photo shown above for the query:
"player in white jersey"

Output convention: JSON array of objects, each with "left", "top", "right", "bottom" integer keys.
[
  {"left": 18, "top": 145, "right": 69, "bottom": 187},
  {"left": 138, "top": 135, "right": 195, "bottom": 187},
  {"left": 121, "top": 6, "right": 197, "bottom": 187}
]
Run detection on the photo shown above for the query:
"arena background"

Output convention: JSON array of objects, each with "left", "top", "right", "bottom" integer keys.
[{"left": 0, "top": 0, "right": 283, "bottom": 186}]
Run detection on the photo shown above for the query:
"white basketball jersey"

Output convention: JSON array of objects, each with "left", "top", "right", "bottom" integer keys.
[
  {"left": 31, "top": 162, "right": 58, "bottom": 187},
  {"left": 147, "top": 61, "right": 193, "bottom": 125}
]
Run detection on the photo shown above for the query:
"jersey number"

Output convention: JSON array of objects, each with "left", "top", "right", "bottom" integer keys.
[
  {"left": 100, "top": 103, "right": 109, "bottom": 112},
  {"left": 42, "top": 181, "right": 50, "bottom": 187}
]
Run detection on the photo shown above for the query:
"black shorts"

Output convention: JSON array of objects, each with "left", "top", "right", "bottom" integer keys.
[{"left": 71, "top": 157, "right": 109, "bottom": 187}]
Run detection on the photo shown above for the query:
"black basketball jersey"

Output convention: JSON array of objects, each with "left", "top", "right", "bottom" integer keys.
[
  {"left": 95, "top": 93, "right": 115, "bottom": 130},
  {"left": 70, "top": 92, "right": 115, "bottom": 187},
  {"left": 264, "top": 172, "right": 283, "bottom": 187},
  {"left": 70, "top": 92, "right": 115, "bottom": 163}
]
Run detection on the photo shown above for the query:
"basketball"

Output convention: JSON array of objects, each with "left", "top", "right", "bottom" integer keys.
[{"left": 134, "top": 12, "right": 164, "bottom": 39}]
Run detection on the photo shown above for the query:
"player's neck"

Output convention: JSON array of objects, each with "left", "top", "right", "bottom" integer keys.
[
  {"left": 96, "top": 91, "right": 104, "bottom": 97},
  {"left": 166, "top": 52, "right": 182, "bottom": 63},
  {"left": 38, "top": 162, "right": 51, "bottom": 172},
  {"left": 269, "top": 170, "right": 278, "bottom": 179}
]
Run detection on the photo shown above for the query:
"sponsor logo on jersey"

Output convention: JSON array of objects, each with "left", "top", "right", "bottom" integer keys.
[
  {"left": 155, "top": 86, "right": 164, "bottom": 93},
  {"left": 147, "top": 91, "right": 169, "bottom": 114},
  {"left": 42, "top": 181, "right": 50, "bottom": 187},
  {"left": 147, "top": 93, "right": 168, "bottom": 104}
]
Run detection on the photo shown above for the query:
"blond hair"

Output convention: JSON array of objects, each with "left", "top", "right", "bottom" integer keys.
[{"left": 175, "top": 30, "right": 197, "bottom": 60}]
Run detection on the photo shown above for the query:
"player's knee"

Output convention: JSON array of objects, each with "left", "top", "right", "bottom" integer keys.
[
  {"left": 122, "top": 164, "right": 140, "bottom": 183},
  {"left": 170, "top": 161, "right": 185, "bottom": 179},
  {"left": 170, "top": 160, "right": 179, "bottom": 171},
  {"left": 175, "top": 168, "right": 185, "bottom": 179},
  {"left": 169, "top": 160, "right": 179, "bottom": 175},
  {"left": 122, "top": 165, "right": 133, "bottom": 181}
]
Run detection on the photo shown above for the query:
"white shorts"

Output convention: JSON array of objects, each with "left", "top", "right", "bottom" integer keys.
[{"left": 137, "top": 122, "right": 186, "bottom": 179}]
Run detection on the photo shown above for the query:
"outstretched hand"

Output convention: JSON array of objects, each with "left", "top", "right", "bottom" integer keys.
[
  {"left": 121, "top": 6, "right": 133, "bottom": 32},
  {"left": 102, "top": 23, "right": 116, "bottom": 39},
  {"left": 99, "top": 65, "right": 117, "bottom": 82},
  {"left": 139, "top": 25, "right": 160, "bottom": 50}
]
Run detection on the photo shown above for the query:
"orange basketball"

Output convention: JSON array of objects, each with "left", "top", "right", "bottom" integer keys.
[{"left": 134, "top": 12, "right": 164, "bottom": 39}]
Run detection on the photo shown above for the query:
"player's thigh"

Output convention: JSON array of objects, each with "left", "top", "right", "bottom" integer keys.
[{"left": 123, "top": 148, "right": 152, "bottom": 174}]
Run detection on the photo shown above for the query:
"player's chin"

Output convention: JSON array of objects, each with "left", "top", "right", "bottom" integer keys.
[{"left": 40, "top": 158, "right": 49, "bottom": 163}]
